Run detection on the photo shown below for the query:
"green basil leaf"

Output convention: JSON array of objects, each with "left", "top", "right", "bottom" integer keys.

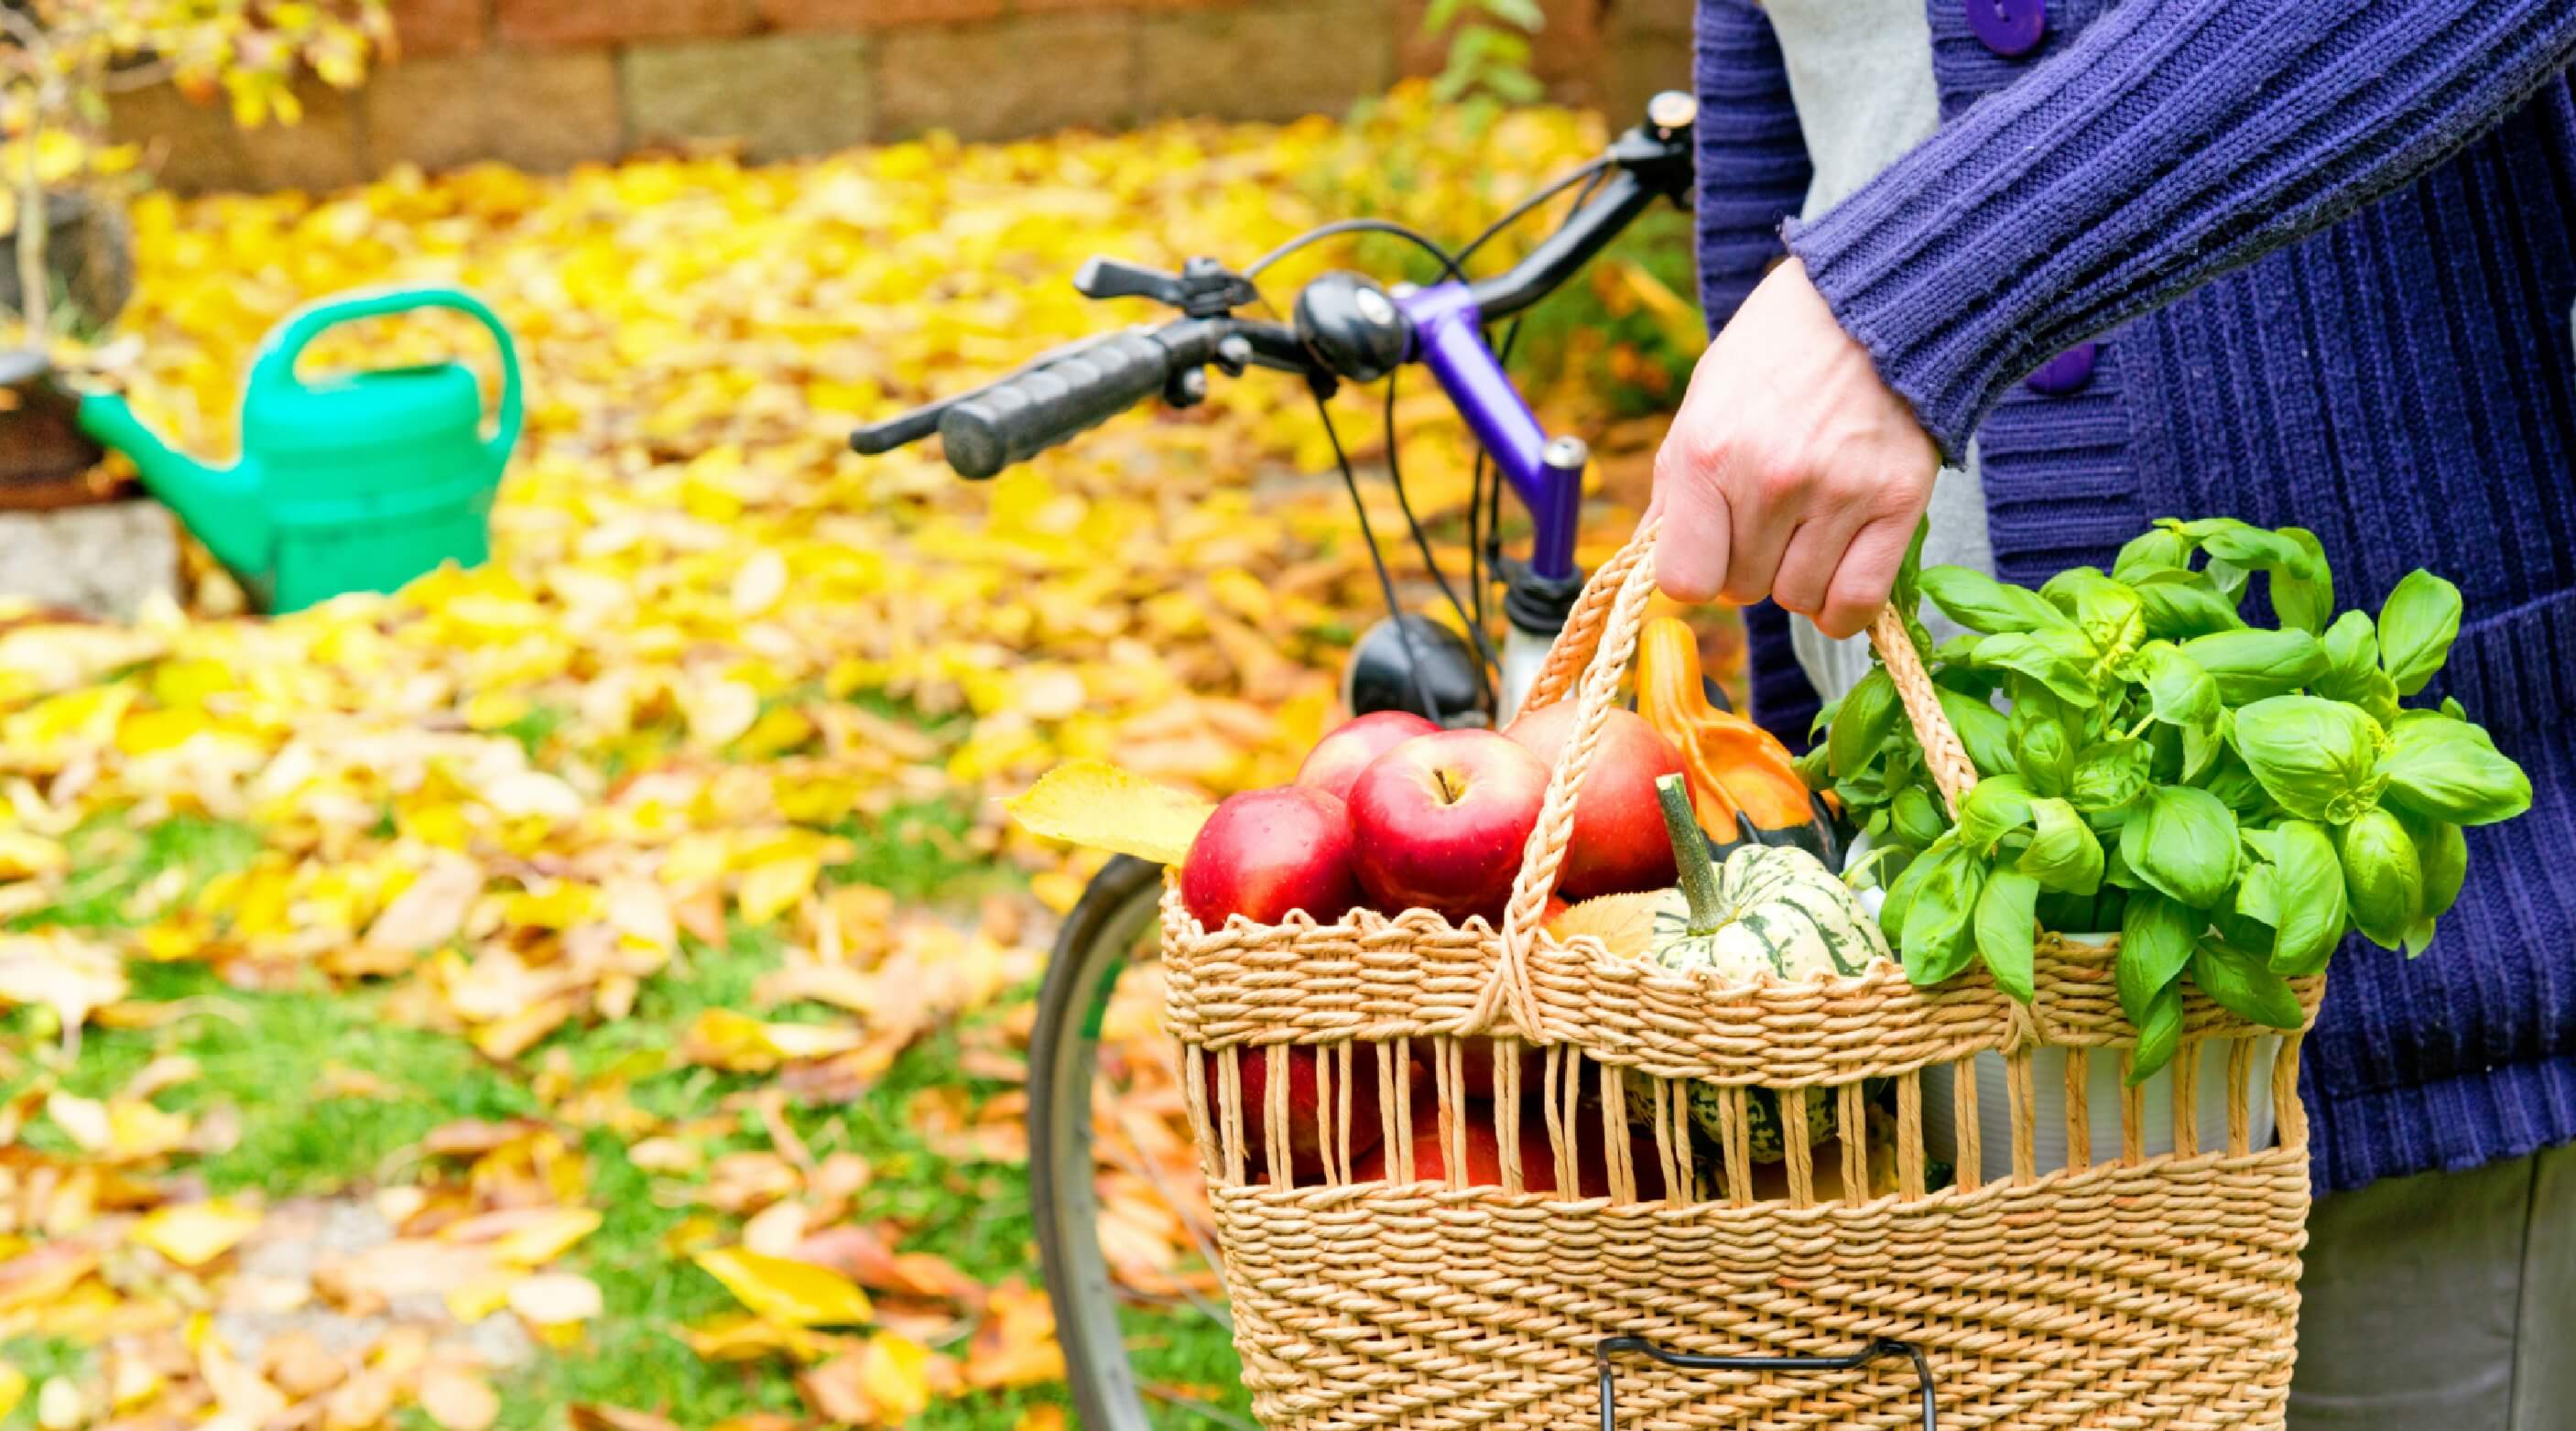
[
  {"left": 1958, "top": 775, "right": 2035, "bottom": 855},
  {"left": 2179, "top": 627, "right": 2330, "bottom": 704},
  {"left": 2133, "top": 568, "right": 2248, "bottom": 640},
  {"left": 2272, "top": 527, "right": 2334, "bottom": 634},
  {"left": 2337, "top": 808, "right": 2423, "bottom": 951},
  {"left": 2197, "top": 743, "right": 2273, "bottom": 818},
  {"left": 2072, "top": 579, "right": 2147, "bottom": 665},
  {"left": 2234, "top": 856, "right": 2281, "bottom": 928},
  {"left": 2070, "top": 737, "right": 2153, "bottom": 813},
  {"left": 2018, "top": 797, "right": 2105, "bottom": 894},
  {"left": 2119, "top": 785, "right": 2241, "bottom": 908},
  {"left": 2116, "top": 889, "right": 2196, "bottom": 1030},
  {"left": 1792, "top": 743, "right": 1831, "bottom": 792},
  {"left": 2180, "top": 517, "right": 2320, "bottom": 580},
  {"left": 1975, "top": 870, "right": 2041, "bottom": 1004},
  {"left": 1828, "top": 667, "right": 1899, "bottom": 780},
  {"left": 2190, "top": 938, "right": 2307, "bottom": 1030},
  {"left": 1935, "top": 686, "right": 2016, "bottom": 779},
  {"left": 2232, "top": 695, "right": 2388, "bottom": 823},
  {"left": 2113, "top": 527, "right": 2194, "bottom": 582},
  {"left": 1970, "top": 629, "right": 2098, "bottom": 705},
  {"left": 1920, "top": 566, "right": 2071, "bottom": 636},
  {"left": 2440, "top": 696, "right": 2469, "bottom": 721},
  {"left": 2204, "top": 558, "right": 2251, "bottom": 603},
  {"left": 2408, "top": 812, "right": 2468, "bottom": 924},
  {"left": 2126, "top": 979, "right": 2187, "bottom": 1085},
  {"left": 2264, "top": 820, "right": 2347, "bottom": 976},
  {"left": 2133, "top": 641, "right": 2222, "bottom": 729},
  {"left": 1900, "top": 847, "right": 1986, "bottom": 985},
  {"left": 2376, "top": 569, "right": 2464, "bottom": 697},
  {"left": 1892, "top": 516, "right": 1931, "bottom": 626},
  {"left": 1889, "top": 783, "right": 1948, "bottom": 848},
  {"left": 2377, "top": 715, "right": 2531, "bottom": 826}
]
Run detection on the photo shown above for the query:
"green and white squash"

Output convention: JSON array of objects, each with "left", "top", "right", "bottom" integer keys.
[
  {"left": 1646, "top": 774, "right": 1895, "bottom": 1160},
  {"left": 1643, "top": 775, "right": 1892, "bottom": 981}
]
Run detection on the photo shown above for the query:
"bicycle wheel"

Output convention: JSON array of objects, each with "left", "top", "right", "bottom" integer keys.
[{"left": 1029, "top": 855, "right": 1248, "bottom": 1431}]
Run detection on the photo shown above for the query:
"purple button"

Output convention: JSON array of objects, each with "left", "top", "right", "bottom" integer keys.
[
  {"left": 2025, "top": 341, "right": 2098, "bottom": 396},
  {"left": 1966, "top": 0, "right": 2047, "bottom": 57}
]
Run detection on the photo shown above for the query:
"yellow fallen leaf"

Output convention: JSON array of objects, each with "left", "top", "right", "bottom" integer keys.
[
  {"left": 508, "top": 1272, "right": 603, "bottom": 1327},
  {"left": 130, "top": 1198, "right": 261, "bottom": 1268},
  {"left": 857, "top": 1332, "right": 940, "bottom": 1424},
  {"left": 1003, "top": 759, "right": 1213, "bottom": 865},
  {"left": 735, "top": 852, "right": 820, "bottom": 927},
  {"left": 0, "top": 830, "right": 66, "bottom": 881},
  {"left": 419, "top": 1365, "right": 499, "bottom": 1431},
  {"left": 683, "top": 1311, "right": 827, "bottom": 1364},
  {"left": 693, "top": 1246, "right": 873, "bottom": 1328},
  {"left": 0, "top": 1363, "right": 23, "bottom": 1423},
  {"left": 481, "top": 1208, "right": 603, "bottom": 1266},
  {"left": 682, "top": 1008, "right": 863, "bottom": 1073}
]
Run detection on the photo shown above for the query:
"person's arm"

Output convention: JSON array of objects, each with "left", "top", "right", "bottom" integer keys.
[
  {"left": 1791, "top": 0, "right": 2576, "bottom": 455},
  {"left": 1690, "top": 0, "right": 1811, "bottom": 330},
  {"left": 1654, "top": 0, "right": 2576, "bottom": 633}
]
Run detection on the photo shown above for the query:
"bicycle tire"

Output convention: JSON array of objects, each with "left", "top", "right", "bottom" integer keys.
[{"left": 1028, "top": 853, "right": 1217, "bottom": 1431}]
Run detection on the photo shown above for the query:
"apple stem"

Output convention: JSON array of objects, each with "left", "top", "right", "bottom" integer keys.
[{"left": 1656, "top": 774, "right": 1724, "bottom": 936}]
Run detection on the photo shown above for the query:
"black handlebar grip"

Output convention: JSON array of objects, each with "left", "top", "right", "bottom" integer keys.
[{"left": 939, "top": 329, "right": 1183, "bottom": 479}]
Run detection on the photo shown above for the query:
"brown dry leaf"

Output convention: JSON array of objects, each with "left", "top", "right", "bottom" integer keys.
[
  {"left": 364, "top": 855, "right": 484, "bottom": 954},
  {"left": 1003, "top": 759, "right": 1213, "bottom": 866},
  {"left": 419, "top": 1365, "right": 501, "bottom": 1431},
  {"left": 261, "top": 1329, "right": 348, "bottom": 1400},
  {"left": 325, "top": 1368, "right": 397, "bottom": 1431},
  {"left": 965, "top": 1282, "right": 1066, "bottom": 1389}
]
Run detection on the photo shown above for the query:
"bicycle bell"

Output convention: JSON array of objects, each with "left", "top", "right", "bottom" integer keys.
[
  {"left": 1342, "top": 613, "right": 1492, "bottom": 728},
  {"left": 1295, "top": 272, "right": 1409, "bottom": 384}
]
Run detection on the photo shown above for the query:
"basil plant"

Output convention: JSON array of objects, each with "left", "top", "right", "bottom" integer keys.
[{"left": 1803, "top": 517, "right": 2531, "bottom": 1082}]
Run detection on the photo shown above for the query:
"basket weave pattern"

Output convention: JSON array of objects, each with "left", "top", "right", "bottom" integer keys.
[{"left": 1164, "top": 524, "right": 2319, "bottom": 1430}]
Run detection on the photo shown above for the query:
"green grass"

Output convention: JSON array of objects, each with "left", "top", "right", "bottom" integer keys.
[{"left": 2, "top": 796, "right": 1234, "bottom": 1431}]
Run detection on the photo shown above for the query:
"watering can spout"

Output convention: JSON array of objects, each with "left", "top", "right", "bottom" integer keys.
[{"left": 76, "top": 393, "right": 270, "bottom": 575}]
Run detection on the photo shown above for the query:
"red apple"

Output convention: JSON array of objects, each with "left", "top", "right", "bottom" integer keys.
[
  {"left": 1501, "top": 702, "right": 1686, "bottom": 900},
  {"left": 1179, "top": 786, "right": 1363, "bottom": 927},
  {"left": 1346, "top": 730, "right": 1549, "bottom": 925},
  {"left": 1351, "top": 1101, "right": 1666, "bottom": 1200},
  {"left": 1297, "top": 711, "right": 1441, "bottom": 805},
  {"left": 1201, "top": 1043, "right": 1399, "bottom": 1183}
]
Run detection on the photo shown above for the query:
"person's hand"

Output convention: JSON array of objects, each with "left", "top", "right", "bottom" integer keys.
[{"left": 1649, "top": 258, "right": 1940, "bottom": 639}]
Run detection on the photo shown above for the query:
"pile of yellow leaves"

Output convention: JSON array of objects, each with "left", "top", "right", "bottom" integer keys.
[{"left": 0, "top": 84, "right": 1681, "bottom": 1428}]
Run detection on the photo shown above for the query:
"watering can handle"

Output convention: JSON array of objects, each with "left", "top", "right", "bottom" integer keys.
[{"left": 248, "top": 286, "right": 525, "bottom": 468}]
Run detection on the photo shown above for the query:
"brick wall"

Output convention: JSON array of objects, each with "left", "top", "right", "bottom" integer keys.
[{"left": 114, "top": 0, "right": 1694, "bottom": 192}]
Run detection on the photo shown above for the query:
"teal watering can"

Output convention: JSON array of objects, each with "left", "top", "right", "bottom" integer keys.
[{"left": 78, "top": 285, "right": 522, "bottom": 613}]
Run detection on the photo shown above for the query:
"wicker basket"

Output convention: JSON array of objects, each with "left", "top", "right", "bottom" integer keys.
[{"left": 1163, "top": 523, "right": 2321, "bottom": 1431}]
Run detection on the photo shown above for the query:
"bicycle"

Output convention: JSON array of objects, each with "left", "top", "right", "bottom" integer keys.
[{"left": 853, "top": 92, "right": 1893, "bottom": 1431}]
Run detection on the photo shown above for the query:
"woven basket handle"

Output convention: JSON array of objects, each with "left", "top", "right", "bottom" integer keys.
[
  {"left": 1473, "top": 521, "right": 1982, "bottom": 1034},
  {"left": 1474, "top": 517, "right": 1661, "bottom": 1033},
  {"left": 1863, "top": 605, "right": 1980, "bottom": 819}
]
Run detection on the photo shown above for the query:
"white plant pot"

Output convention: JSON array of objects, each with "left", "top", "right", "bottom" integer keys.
[
  {"left": 1919, "top": 932, "right": 2282, "bottom": 1181},
  {"left": 1839, "top": 832, "right": 2284, "bottom": 1181}
]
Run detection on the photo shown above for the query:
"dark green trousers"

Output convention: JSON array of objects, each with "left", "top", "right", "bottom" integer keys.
[{"left": 2289, "top": 1143, "right": 2576, "bottom": 1430}]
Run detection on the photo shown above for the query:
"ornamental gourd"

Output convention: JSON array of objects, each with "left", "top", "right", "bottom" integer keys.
[
  {"left": 1643, "top": 775, "right": 1890, "bottom": 982},
  {"left": 1547, "top": 776, "right": 1894, "bottom": 1160}
]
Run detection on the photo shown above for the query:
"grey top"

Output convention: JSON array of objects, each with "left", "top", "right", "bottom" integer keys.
[{"left": 1760, "top": 0, "right": 1996, "bottom": 703}]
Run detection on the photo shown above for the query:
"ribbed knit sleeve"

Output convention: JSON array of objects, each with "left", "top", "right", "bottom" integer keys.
[
  {"left": 1786, "top": 0, "right": 2576, "bottom": 457},
  {"left": 1690, "top": 0, "right": 1812, "bottom": 331}
]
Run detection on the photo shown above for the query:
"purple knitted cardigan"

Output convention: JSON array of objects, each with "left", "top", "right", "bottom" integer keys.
[{"left": 1691, "top": 0, "right": 2576, "bottom": 1194}]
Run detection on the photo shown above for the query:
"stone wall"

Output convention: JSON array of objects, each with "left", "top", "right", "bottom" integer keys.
[{"left": 114, "top": 0, "right": 1695, "bottom": 192}]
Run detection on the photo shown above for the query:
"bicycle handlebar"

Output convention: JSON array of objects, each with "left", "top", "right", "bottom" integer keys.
[{"left": 852, "top": 92, "right": 1697, "bottom": 480}]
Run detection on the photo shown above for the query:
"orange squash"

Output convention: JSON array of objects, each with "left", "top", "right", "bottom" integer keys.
[{"left": 1634, "top": 616, "right": 1817, "bottom": 834}]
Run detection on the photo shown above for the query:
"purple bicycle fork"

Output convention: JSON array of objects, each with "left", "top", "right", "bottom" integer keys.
[{"left": 1397, "top": 281, "right": 1586, "bottom": 584}]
